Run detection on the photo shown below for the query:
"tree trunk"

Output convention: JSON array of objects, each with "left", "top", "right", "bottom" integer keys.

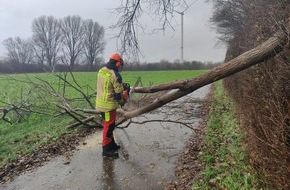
[{"left": 119, "top": 27, "right": 289, "bottom": 121}]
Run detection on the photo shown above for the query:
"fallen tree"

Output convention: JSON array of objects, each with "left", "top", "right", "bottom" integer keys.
[
  {"left": 1, "top": 18, "right": 289, "bottom": 128},
  {"left": 69, "top": 21, "right": 290, "bottom": 127},
  {"left": 113, "top": 20, "right": 289, "bottom": 124}
]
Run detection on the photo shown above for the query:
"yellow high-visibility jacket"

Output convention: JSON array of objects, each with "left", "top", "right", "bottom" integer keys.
[{"left": 96, "top": 67, "right": 124, "bottom": 112}]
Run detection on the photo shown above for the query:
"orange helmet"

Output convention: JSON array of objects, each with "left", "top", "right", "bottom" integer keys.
[
  {"left": 110, "top": 53, "right": 121, "bottom": 62},
  {"left": 110, "top": 53, "right": 123, "bottom": 69}
]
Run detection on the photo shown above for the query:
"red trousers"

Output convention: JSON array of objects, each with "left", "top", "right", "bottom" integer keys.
[{"left": 101, "top": 110, "right": 116, "bottom": 146}]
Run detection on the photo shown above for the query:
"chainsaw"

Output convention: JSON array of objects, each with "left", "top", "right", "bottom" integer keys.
[{"left": 122, "top": 76, "right": 141, "bottom": 104}]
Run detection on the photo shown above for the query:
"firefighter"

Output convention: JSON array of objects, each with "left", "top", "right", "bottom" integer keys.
[{"left": 96, "top": 53, "right": 130, "bottom": 157}]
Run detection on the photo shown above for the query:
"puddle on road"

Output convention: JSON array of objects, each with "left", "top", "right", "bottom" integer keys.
[{"left": 1, "top": 85, "right": 210, "bottom": 190}]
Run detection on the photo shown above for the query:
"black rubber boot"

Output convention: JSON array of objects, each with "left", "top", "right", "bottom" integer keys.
[
  {"left": 102, "top": 143, "right": 119, "bottom": 157},
  {"left": 112, "top": 143, "right": 121, "bottom": 150},
  {"left": 111, "top": 138, "right": 121, "bottom": 150}
]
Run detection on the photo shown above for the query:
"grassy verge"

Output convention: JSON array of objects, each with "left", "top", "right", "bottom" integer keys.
[{"left": 193, "top": 81, "right": 267, "bottom": 190}]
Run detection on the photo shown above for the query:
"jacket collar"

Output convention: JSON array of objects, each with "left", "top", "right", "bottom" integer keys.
[{"left": 106, "top": 59, "right": 118, "bottom": 71}]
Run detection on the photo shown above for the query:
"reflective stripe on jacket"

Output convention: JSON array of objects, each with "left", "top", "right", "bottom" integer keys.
[{"left": 96, "top": 67, "right": 123, "bottom": 112}]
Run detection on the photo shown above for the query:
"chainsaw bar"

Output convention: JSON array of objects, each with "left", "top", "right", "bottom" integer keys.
[{"left": 129, "top": 76, "right": 141, "bottom": 98}]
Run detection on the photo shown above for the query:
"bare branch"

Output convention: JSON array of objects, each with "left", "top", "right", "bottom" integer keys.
[
  {"left": 52, "top": 71, "right": 95, "bottom": 109},
  {"left": 116, "top": 119, "right": 199, "bottom": 130},
  {"left": 67, "top": 116, "right": 101, "bottom": 129},
  {"left": 111, "top": 0, "right": 184, "bottom": 59}
]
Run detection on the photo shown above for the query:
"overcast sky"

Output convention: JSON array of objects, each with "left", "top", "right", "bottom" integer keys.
[{"left": 0, "top": 0, "right": 226, "bottom": 63}]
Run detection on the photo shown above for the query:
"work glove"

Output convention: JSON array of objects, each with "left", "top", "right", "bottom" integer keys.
[
  {"left": 122, "top": 83, "right": 130, "bottom": 102},
  {"left": 122, "top": 90, "right": 129, "bottom": 102},
  {"left": 122, "top": 83, "right": 130, "bottom": 91}
]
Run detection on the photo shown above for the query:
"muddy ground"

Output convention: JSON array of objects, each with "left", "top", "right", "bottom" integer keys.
[{"left": 0, "top": 85, "right": 212, "bottom": 190}]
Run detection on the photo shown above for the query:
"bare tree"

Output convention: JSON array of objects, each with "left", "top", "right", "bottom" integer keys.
[
  {"left": 33, "top": 46, "right": 45, "bottom": 65},
  {"left": 60, "top": 15, "right": 84, "bottom": 69},
  {"left": 111, "top": 0, "right": 192, "bottom": 58},
  {"left": 82, "top": 19, "right": 105, "bottom": 69},
  {"left": 32, "top": 15, "right": 62, "bottom": 68},
  {"left": 2, "top": 37, "right": 34, "bottom": 65}
]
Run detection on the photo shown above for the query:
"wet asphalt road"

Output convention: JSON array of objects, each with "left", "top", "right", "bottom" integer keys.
[{"left": 0, "top": 85, "right": 210, "bottom": 190}]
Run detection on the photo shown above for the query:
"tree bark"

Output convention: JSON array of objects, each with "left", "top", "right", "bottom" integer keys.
[{"left": 119, "top": 26, "right": 289, "bottom": 121}]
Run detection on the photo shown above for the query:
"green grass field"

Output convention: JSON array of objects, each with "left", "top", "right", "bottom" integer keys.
[{"left": 0, "top": 70, "right": 206, "bottom": 169}]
